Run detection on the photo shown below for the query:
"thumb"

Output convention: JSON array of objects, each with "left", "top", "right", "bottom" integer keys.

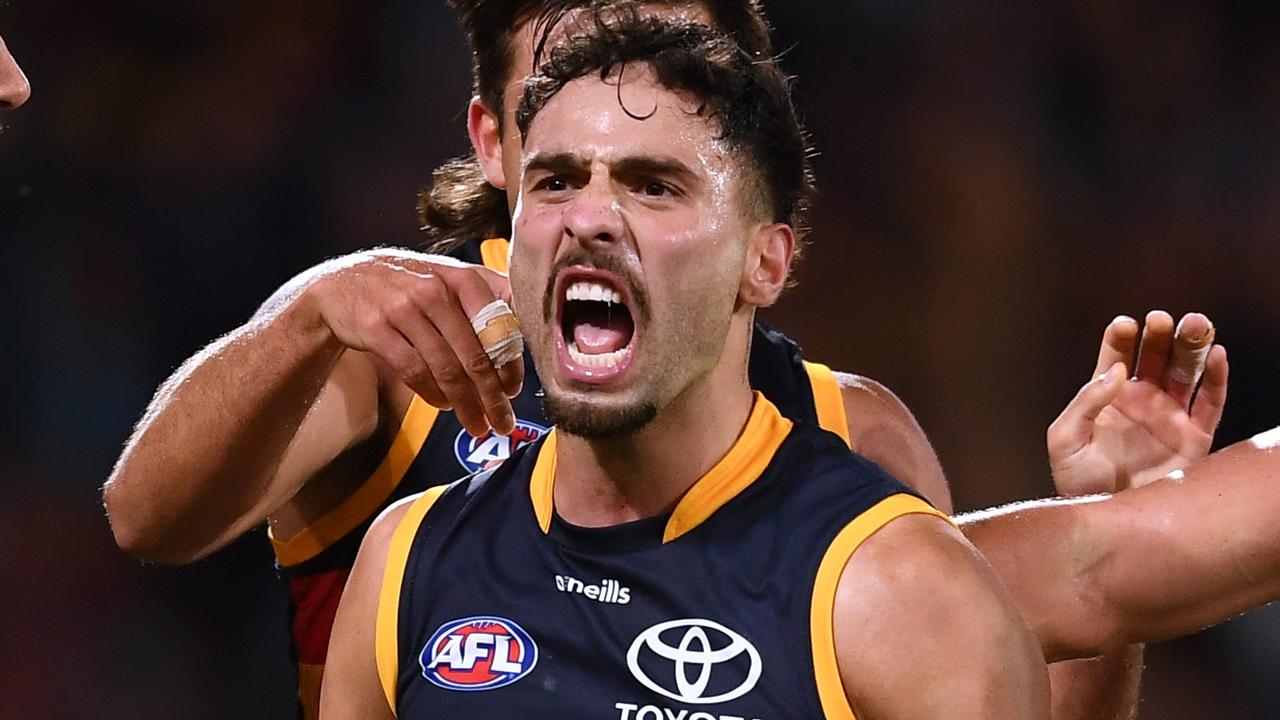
[{"left": 1047, "top": 362, "right": 1125, "bottom": 460}]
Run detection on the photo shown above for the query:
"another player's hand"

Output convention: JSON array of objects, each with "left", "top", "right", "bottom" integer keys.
[
  {"left": 302, "top": 248, "right": 522, "bottom": 437},
  {"left": 1047, "top": 311, "right": 1229, "bottom": 497}
]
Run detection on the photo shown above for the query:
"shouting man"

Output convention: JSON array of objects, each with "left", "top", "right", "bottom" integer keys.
[{"left": 321, "top": 13, "right": 1049, "bottom": 719}]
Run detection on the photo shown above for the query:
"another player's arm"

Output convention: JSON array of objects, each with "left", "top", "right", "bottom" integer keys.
[
  {"left": 321, "top": 495, "right": 415, "bottom": 720},
  {"left": 961, "top": 428, "right": 1280, "bottom": 662},
  {"left": 103, "top": 250, "right": 517, "bottom": 563},
  {"left": 103, "top": 281, "right": 376, "bottom": 564},
  {"left": 1040, "top": 311, "right": 1226, "bottom": 720},
  {"left": 835, "top": 513, "right": 1049, "bottom": 719},
  {"left": 837, "top": 374, "right": 954, "bottom": 514}
]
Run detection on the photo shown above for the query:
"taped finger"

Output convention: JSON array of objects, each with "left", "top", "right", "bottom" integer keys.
[
  {"left": 1166, "top": 319, "right": 1215, "bottom": 388},
  {"left": 471, "top": 299, "right": 525, "bottom": 369}
]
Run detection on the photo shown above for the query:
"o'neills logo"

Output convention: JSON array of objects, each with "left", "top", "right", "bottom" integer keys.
[{"left": 555, "top": 574, "right": 631, "bottom": 605}]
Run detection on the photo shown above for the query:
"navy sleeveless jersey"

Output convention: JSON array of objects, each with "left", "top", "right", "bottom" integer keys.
[
  {"left": 270, "top": 238, "right": 854, "bottom": 719},
  {"left": 379, "top": 396, "right": 945, "bottom": 720}
]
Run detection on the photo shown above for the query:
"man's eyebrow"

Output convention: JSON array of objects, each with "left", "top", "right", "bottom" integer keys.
[
  {"left": 611, "top": 156, "right": 701, "bottom": 187},
  {"left": 523, "top": 152, "right": 586, "bottom": 176}
]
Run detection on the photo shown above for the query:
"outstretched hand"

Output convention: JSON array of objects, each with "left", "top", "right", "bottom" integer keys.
[{"left": 1048, "top": 311, "right": 1228, "bottom": 497}]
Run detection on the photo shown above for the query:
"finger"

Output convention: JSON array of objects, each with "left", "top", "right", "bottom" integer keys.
[
  {"left": 1133, "top": 310, "right": 1176, "bottom": 383},
  {"left": 1092, "top": 315, "right": 1140, "bottom": 378},
  {"left": 497, "top": 356, "right": 525, "bottom": 400},
  {"left": 395, "top": 258, "right": 523, "bottom": 398},
  {"left": 1047, "top": 363, "right": 1126, "bottom": 460},
  {"left": 1163, "top": 313, "right": 1215, "bottom": 408},
  {"left": 387, "top": 294, "right": 495, "bottom": 436},
  {"left": 418, "top": 269, "right": 518, "bottom": 435},
  {"left": 363, "top": 319, "right": 451, "bottom": 411},
  {"left": 1190, "top": 344, "right": 1229, "bottom": 435},
  {"left": 439, "top": 265, "right": 525, "bottom": 399},
  {"left": 407, "top": 319, "right": 495, "bottom": 437}
]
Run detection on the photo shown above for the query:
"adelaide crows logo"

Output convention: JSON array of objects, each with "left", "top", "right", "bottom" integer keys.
[
  {"left": 420, "top": 616, "right": 539, "bottom": 691},
  {"left": 454, "top": 420, "right": 548, "bottom": 473}
]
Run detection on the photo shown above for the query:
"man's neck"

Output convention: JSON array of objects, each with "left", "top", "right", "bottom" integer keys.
[{"left": 552, "top": 353, "right": 755, "bottom": 529}]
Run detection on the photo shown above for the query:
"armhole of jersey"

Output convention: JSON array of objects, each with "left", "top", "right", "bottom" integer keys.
[
  {"left": 270, "top": 395, "right": 441, "bottom": 567},
  {"left": 804, "top": 361, "right": 851, "bottom": 447},
  {"left": 479, "top": 237, "right": 510, "bottom": 273},
  {"left": 809, "top": 493, "right": 951, "bottom": 720},
  {"left": 376, "top": 485, "right": 449, "bottom": 716}
]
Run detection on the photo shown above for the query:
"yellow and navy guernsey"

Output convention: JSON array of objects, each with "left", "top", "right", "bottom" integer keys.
[
  {"left": 380, "top": 395, "right": 945, "bottom": 720},
  {"left": 270, "top": 237, "right": 864, "bottom": 720}
]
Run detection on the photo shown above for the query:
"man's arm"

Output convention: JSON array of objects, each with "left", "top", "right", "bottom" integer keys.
[
  {"left": 961, "top": 428, "right": 1280, "bottom": 662},
  {"left": 1042, "top": 311, "right": 1227, "bottom": 720},
  {"left": 838, "top": 375, "right": 954, "bottom": 514},
  {"left": 320, "top": 495, "right": 414, "bottom": 720},
  {"left": 103, "top": 249, "right": 518, "bottom": 563},
  {"left": 835, "top": 514, "right": 1049, "bottom": 719}
]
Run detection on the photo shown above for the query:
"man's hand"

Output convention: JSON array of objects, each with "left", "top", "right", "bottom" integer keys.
[
  {"left": 302, "top": 249, "right": 523, "bottom": 437},
  {"left": 1047, "top": 311, "right": 1229, "bottom": 497}
]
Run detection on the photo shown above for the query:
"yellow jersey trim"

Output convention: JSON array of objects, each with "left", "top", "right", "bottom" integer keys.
[
  {"left": 663, "top": 394, "right": 792, "bottom": 542},
  {"left": 529, "top": 393, "right": 792, "bottom": 543},
  {"left": 804, "top": 361, "right": 850, "bottom": 447},
  {"left": 479, "top": 237, "right": 510, "bottom": 273},
  {"left": 530, "top": 428, "right": 558, "bottom": 534},
  {"left": 376, "top": 485, "right": 448, "bottom": 715},
  {"left": 810, "top": 493, "right": 949, "bottom": 720},
  {"left": 270, "top": 395, "right": 440, "bottom": 567}
]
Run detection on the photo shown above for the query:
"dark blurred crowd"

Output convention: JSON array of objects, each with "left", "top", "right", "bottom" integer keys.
[{"left": 2, "top": 2, "right": 1278, "bottom": 717}]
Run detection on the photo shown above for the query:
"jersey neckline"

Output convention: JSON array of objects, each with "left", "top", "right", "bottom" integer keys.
[{"left": 528, "top": 392, "right": 794, "bottom": 544}]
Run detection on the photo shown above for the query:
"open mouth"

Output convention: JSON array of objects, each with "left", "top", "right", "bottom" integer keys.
[{"left": 555, "top": 268, "right": 638, "bottom": 381}]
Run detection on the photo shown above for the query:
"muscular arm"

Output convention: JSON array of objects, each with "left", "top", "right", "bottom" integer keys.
[
  {"left": 103, "top": 282, "right": 377, "bottom": 563},
  {"left": 836, "top": 514, "right": 1048, "bottom": 719},
  {"left": 103, "top": 250, "right": 518, "bottom": 564},
  {"left": 837, "top": 373, "right": 954, "bottom": 514},
  {"left": 961, "top": 429, "right": 1280, "bottom": 662},
  {"left": 1040, "top": 311, "right": 1226, "bottom": 718}
]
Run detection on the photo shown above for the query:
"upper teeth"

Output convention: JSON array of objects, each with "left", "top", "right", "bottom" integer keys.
[{"left": 565, "top": 281, "right": 623, "bottom": 305}]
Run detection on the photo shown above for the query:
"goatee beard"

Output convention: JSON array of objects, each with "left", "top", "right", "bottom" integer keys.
[{"left": 543, "top": 394, "right": 658, "bottom": 440}]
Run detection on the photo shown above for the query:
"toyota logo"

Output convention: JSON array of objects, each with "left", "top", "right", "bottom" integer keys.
[{"left": 626, "top": 618, "right": 762, "bottom": 704}]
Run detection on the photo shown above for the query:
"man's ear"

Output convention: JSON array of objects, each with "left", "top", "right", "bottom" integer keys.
[
  {"left": 740, "top": 223, "right": 795, "bottom": 308},
  {"left": 468, "top": 97, "right": 508, "bottom": 189}
]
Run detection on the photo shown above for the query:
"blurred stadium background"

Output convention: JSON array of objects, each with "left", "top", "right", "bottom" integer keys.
[{"left": 2, "top": 1, "right": 1279, "bottom": 717}]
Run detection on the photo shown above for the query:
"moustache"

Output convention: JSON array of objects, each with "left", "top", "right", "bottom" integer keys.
[{"left": 542, "top": 249, "right": 650, "bottom": 325}]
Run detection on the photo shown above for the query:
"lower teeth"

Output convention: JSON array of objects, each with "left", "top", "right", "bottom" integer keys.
[{"left": 569, "top": 342, "right": 631, "bottom": 368}]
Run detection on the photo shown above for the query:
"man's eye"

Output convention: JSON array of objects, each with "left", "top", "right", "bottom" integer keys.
[
  {"left": 535, "top": 177, "right": 570, "bottom": 192},
  {"left": 642, "top": 182, "right": 673, "bottom": 197}
]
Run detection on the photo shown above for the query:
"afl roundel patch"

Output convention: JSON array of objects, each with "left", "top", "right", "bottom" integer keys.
[
  {"left": 454, "top": 420, "right": 549, "bottom": 473},
  {"left": 420, "top": 616, "right": 538, "bottom": 691}
]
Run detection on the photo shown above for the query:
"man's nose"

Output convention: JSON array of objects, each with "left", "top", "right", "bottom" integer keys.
[
  {"left": 0, "top": 35, "right": 32, "bottom": 110},
  {"left": 562, "top": 181, "right": 625, "bottom": 246}
]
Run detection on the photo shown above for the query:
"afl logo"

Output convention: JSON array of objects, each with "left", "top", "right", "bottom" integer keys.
[
  {"left": 454, "top": 420, "right": 548, "bottom": 473},
  {"left": 420, "top": 616, "right": 538, "bottom": 691},
  {"left": 626, "top": 618, "right": 762, "bottom": 704}
]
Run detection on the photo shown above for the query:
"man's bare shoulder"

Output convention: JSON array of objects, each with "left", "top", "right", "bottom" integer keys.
[
  {"left": 835, "top": 513, "right": 1048, "bottom": 718},
  {"left": 832, "top": 372, "right": 953, "bottom": 513},
  {"left": 836, "top": 512, "right": 978, "bottom": 618}
]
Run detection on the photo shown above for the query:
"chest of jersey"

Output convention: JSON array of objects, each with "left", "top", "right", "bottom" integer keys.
[
  {"left": 393, "top": 425, "right": 914, "bottom": 720},
  {"left": 402, "top": 505, "right": 817, "bottom": 719}
]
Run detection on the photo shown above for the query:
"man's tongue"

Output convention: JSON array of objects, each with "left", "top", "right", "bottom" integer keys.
[{"left": 571, "top": 305, "right": 633, "bottom": 354}]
